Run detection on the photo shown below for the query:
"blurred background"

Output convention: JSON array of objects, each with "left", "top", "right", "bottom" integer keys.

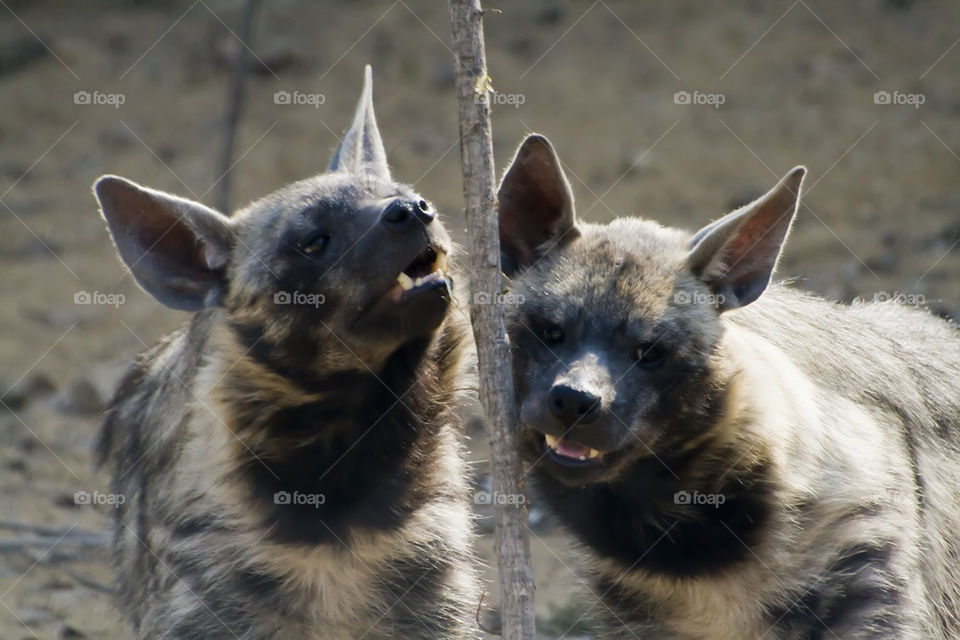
[{"left": 1, "top": 0, "right": 958, "bottom": 637}]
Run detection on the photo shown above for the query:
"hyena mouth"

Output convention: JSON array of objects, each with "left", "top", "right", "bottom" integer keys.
[
  {"left": 543, "top": 433, "right": 605, "bottom": 467},
  {"left": 387, "top": 246, "right": 451, "bottom": 303}
]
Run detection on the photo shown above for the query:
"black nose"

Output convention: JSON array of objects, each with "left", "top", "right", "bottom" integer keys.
[
  {"left": 381, "top": 199, "right": 434, "bottom": 231},
  {"left": 548, "top": 384, "right": 602, "bottom": 426}
]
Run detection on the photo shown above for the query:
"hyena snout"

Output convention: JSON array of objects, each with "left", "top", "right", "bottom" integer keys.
[
  {"left": 521, "top": 353, "right": 626, "bottom": 476},
  {"left": 548, "top": 383, "right": 603, "bottom": 426},
  {"left": 380, "top": 197, "right": 435, "bottom": 231}
]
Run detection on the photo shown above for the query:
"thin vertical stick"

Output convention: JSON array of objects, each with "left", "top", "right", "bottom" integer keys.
[
  {"left": 216, "top": 0, "right": 260, "bottom": 213},
  {"left": 448, "top": 1, "right": 536, "bottom": 637}
]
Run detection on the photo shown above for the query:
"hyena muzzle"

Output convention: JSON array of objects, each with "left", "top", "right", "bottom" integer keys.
[
  {"left": 497, "top": 134, "right": 960, "bottom": 639},
  {"left": 93, "top": 67, "right": 479, "bottom": 639}
]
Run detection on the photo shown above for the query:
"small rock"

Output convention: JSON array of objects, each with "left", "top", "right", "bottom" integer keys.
[
  {"left": 59, "top": 625, "right": 87, "bottom": 639},
  {"left": 17, "top": 606, "right": 55, "bottom": 625},
  {"left": 1, "top": 374, "right": 56, "bottom": 411},
  {"left": 538, "top": 6, "right": 565, "bottom": 24},
  {"left": 865, "top": 253, "right": 899, "bottom": 275},
  {"left": 0, "top": 37, "right": 47, "bottom": 77},
  {"left": 59, "top": 379, "right": 104, "bottom": 416}
]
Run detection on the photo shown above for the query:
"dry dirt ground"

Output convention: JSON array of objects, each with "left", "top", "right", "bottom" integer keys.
[{"left": 1, "top": 1, "right": 958, "bottom": 638}]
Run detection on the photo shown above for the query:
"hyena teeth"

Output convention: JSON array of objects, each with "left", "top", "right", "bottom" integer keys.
[
  {"left": 544, "top": 433, "right": 559, "bottom": 449},
  {"left": 396, "top": 272, "right": 415, "bottom": 290},
  {"left": 588, "top": 448, "right": 601, "bottom": 458}
]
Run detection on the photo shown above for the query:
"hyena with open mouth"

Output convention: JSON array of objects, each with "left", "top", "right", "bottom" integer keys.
[
  {"left": 93, "top": 68, "right": 479, "bottom": 639},
  {"left": 498, "top": 134, "right": 960, "bottom": 639}
]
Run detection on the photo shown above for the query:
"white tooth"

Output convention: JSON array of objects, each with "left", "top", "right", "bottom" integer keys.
[
  {"left": 397, "top": 273, "right": 414, "bottom": 290},
  {"left": 414, "top": 276, "right": 424, "bottom": 287},
  {"left": 579, "top": 455, "right": 586, "bottom": 461},
  {"left": 544, "top": 434, "right": 558, "bottom": 449},
  {"left": 588, "top": 449, "right": 601, "bottom": 458}
]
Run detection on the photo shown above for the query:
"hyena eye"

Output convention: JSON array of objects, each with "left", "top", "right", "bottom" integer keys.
[
  {"left": 637, "top": 342, "right": 666, "bottom": 368},
  {"left": 303, "top": 233, "right": 330, "bottom": 255},
  {"left": 542, "top": 325, "right": 564, "bottom": 344}
]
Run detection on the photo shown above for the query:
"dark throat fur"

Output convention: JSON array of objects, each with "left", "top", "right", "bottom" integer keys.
[{"left": 225, "top": 322, "right": 463, "bottom": 545}]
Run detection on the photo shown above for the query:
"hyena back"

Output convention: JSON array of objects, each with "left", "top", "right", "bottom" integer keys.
[
  {"left": 94, "top": 68, "right": 479, "bottom": 639},
  {"left": 498, "top": 134, "right": 960, "bottom": 639}
]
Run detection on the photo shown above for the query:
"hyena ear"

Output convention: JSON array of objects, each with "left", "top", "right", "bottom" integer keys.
[
  {"left": 327, "top": 65, "right": 391, "bottom": 182},
  {"left": 497, "top": 134, "right": 579, "bottom": 276},
  {"left": 94, "top": 175, "right": 235, "bottom": 311},
  {"left": 687, "top": 166, "right": 805, "bottom": 311}
]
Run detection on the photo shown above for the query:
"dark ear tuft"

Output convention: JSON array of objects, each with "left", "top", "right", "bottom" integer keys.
[
  {"left": 687, "top": 166, "right": 805, "bottom": 311},
  {"left": 328, "top": 65, "right": 391, "bottom": 182},
  {"left": 94, "top": 175, "right": 235, "bottom": 311},
  {"left": 497, "top": 134, "right": 579, "bottom": 276}
]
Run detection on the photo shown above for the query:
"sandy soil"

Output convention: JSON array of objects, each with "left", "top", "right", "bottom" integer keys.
[{"left": 1, "top": 0, "right": 958, "bottom": 637}]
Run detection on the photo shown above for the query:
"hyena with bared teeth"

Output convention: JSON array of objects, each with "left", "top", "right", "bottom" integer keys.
[
  {"left": 93, "top": 68, "right": 479, "bottom": 639},
  {"left": 498, "top": 134, "right": 960, "bottom": 639}
]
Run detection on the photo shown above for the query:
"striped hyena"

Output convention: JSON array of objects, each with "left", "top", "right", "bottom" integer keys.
[
  {"left": 498, "top": 134, "right": 960, "bottom": 638},
  {"left": 93, "top": 68, "right": 479, "bottom": 639}
]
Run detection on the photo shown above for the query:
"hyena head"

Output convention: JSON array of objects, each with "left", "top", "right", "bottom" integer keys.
[
  {"left": 499, "top": 134, "right": 804, "bottom": 488},
  {"left": 94, "top": 67, "right": 453, "bottom": 376}
]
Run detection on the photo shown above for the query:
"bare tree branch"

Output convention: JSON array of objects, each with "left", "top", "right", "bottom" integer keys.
[{"left": 447, "top": 1, "right": 536, "bottom": 637}]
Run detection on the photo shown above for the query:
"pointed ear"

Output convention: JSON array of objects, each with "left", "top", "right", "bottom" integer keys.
[
  {"left": 327, "top": 65, "right": 390, "bottom": 181},
  {"left": 94, "top": 175, "right": 235, "bottom": 311},
  {"left": 497, "top": 134, "right": 579, "bottom": 276},
  {"left": 687, "top": 166, "right": 805, "bottom": 311}
]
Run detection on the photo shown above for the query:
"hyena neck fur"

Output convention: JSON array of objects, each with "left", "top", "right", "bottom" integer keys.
[{"left": 204, "top": 309, "right": 469, "bottom": 545}]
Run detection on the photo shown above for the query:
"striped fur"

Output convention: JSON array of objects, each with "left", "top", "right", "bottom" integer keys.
[
  {"left": 93, "top": 68, "right": 479, "bottom": 639},
  {"left": 498, "top": 134, "right": 960, "bottom": 639}
]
